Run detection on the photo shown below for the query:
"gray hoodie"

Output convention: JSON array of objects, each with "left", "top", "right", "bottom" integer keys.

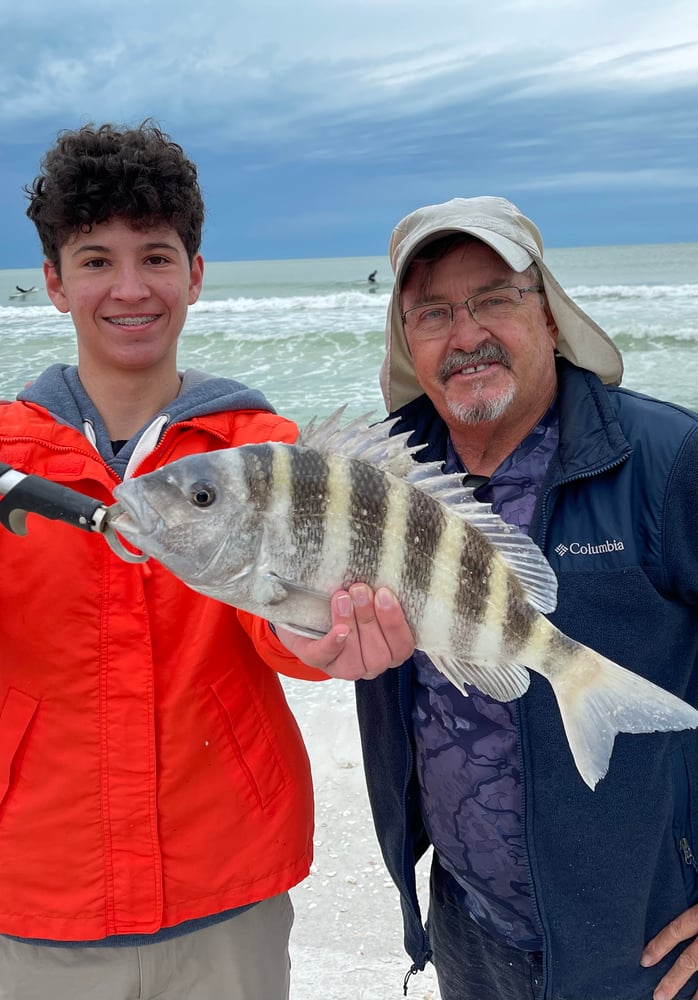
[{"left": 18, "top": 364, "right": 275, "bottom": 480}]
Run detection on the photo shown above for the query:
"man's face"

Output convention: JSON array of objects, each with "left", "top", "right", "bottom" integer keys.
[
  {"left": 44, "top": 218, "right": 204, "bottom": 378},
  {"left": 400, "top": 241, "right": 558, "bottom": 434}
]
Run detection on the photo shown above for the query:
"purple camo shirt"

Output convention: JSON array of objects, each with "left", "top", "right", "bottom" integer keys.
[{"left": 412, "top": 400, "right": 559, "bottom": 950}]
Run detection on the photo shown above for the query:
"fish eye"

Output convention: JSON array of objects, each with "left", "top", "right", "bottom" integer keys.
[{"left": 189, "top": 480, "right": 217, "bottom": 507}]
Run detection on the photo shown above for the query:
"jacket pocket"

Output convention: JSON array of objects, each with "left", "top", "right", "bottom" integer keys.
[
  {"left": 0, "top": 688, "right": 39, "bottom": 806},
  {"left": 211, "top": 669, "right": 288, "bottom": 811},
  {"left": 672, "top": 746, "right": 698, "bottom": 904}
]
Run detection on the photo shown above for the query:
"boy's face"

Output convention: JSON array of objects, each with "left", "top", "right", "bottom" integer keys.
[{"left": 44, "top": 218, "right": 204, "bottom": 379}]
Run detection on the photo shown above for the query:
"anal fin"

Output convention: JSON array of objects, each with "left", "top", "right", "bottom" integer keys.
[{"left": 428, "top": 653, "right": 531, "bottom": 702}]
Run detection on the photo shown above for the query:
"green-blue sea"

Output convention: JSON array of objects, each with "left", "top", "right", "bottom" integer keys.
[{"left": 2, "top": 243, "right": 697, "bottom": 425}]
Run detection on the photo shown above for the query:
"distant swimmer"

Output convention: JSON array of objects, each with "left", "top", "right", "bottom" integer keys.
[
  {"left": 9, "top": 284, "right": 39, "bottom": 300},
  {"left": 367, "top": 270, "right": 377, "bottom": 283}
]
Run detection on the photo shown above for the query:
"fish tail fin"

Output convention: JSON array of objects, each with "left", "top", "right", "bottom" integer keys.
[{"left": 550, "top": 649, "right": 698, "bottom": 789}]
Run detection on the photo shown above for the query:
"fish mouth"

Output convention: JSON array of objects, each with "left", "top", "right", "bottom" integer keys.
[
  {"left": 107, "top": 489, "right": 225, "bottom": 581},
  {"left": 107, "top": 493, "right": 162, "bottom": 543}
]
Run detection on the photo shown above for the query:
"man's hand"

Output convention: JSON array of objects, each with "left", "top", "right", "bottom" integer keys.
[
  {"left": 642, "top": 904, "right": 698, "bottom": 999},
  {"left": 273, "top": 583, "right": 414, "bottom": 681}
]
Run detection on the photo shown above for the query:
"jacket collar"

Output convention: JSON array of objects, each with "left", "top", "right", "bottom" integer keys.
[{"left": 554, "top": 359, "right": 631, "bottom": 479}]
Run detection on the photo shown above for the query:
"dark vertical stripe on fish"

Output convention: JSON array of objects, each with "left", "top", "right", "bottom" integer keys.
[
  {"left": 345, "top": 461, "right": 390, "bottom": 584},
  {"left": 241, "top": 444, "right": 275, "bottom": 511},
  {"left": 399, "top": 487, "right": 446, "bottom": 626},
  {"left": 452, "top": 526, "right": 494, "bottom": 646},
  {"left": 289, "top": 446, "right": 330, "bottom": 579},
  {"left": 502, "top": 573, "right": 537, "bottom": 659}
]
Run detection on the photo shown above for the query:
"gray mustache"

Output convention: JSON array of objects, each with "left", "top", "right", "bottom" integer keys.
[{"left": 439, "top": 343, "right": 511, "bottom": 381}]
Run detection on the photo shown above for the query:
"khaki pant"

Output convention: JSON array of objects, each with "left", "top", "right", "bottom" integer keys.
[{"left": 0, "top": 893, "right": 293, "bottom": 1000}]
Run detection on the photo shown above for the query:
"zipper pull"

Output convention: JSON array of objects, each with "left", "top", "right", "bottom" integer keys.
[{"left": 680, "top": 837, "right": 697, "bottom": 869}]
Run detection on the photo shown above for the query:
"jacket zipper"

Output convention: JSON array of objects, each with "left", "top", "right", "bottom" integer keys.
[
  {"left": 523, "top": 452, "right": 630, "bottom": 999},
  {"left": 398, "top": 664, "right": 432, "bottom": 995},
  {"left": 536, "top": 455, "right": 629, "bottom": 552},
  {"left": 680, "top": 837, "right": 698, "bottom": 872},
  {"left": 129, "top": 420, "right": 232, "bottom": 477},
  {"left": 516, "top": 697, "right": 548, "bottom": 955}
]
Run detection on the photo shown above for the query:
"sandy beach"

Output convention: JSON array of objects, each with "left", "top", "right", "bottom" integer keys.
[{"left": 282, "top": 675, "right": 441, "bottom": 999}]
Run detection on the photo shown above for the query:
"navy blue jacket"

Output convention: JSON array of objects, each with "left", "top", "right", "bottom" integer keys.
[{"left": 355, "top": 361, "right": 698, "bottom": 1000}]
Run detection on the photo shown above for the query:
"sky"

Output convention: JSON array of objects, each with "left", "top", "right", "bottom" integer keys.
[{"left": 1, "top": 0, "right": 696, "bottom": 269}]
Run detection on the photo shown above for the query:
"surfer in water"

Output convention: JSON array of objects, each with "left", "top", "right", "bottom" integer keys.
[
  {"left": 9, "top": 285, "right": 38, "bottom": 300},
  {"left": 368, "top": 269, "right": 377, "bottom": 283}
]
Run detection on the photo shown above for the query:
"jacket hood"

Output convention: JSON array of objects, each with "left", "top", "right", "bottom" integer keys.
[
  {"left": 380, "top": 196, "right": 624, "bottom": 412},
  {"left": 17, "top": 364, "right": 275, "bottom": 479}
]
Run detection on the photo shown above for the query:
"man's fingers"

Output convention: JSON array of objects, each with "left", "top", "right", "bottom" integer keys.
[
  {"left": 642, "top": 907, "right": 698, "bottom": 1000},
  {"left": 643, "top": 908, "right": 698, "bottom": 966},
  {"left": 646, "top": 941, "right": 698, "bottom": 1000}
]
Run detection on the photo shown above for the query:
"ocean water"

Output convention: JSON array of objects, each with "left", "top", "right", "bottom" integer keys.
[{"left": 1, "top": 244, "right": 696, "bottom": 427}]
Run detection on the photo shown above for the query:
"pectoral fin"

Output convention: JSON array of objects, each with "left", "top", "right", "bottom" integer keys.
[
  {"left": 257, "top": 573, "right": 332, "bottom": 631},
  {"left": 270, "top": 621, "right": 329, "bottom": 639}
]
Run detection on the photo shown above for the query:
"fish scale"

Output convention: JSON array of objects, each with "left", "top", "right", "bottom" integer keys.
[{"left": 111, "top": 407, "right": 698, "bottom": 789}]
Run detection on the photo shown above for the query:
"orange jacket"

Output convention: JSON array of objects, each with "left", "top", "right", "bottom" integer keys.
[{"left": 0, "top": 400, "right": 321, "bottom": 941}]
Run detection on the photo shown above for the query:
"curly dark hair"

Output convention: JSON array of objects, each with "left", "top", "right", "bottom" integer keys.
[{"left": 25, "top": 121, "right": 205, "bottom": 269}]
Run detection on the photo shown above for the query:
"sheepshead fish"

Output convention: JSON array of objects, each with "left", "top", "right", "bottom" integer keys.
[{"left": 109, "top": 408, "right": 698, "bottom": 788}]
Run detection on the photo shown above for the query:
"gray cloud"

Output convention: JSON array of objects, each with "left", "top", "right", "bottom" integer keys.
[{"left": 1, "top": 0, "right": 696, "bottom": 265}]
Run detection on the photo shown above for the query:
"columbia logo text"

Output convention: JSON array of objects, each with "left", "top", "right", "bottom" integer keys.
[{"left": 555, "top": 539, "right": 625, "bottom": 557}]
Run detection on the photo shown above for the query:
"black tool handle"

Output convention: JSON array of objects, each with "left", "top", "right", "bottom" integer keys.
[{"left": 0, "top": 462, "right": 106, "bottom": 536}]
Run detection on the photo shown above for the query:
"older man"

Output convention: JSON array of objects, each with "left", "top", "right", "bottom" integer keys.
[{"left": 355, "top": 197, "right": 698, "bottom": 1000}]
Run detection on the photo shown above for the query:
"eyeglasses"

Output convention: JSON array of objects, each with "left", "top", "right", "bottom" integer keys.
[{"left": 401, "top": 285, "right": 542, "bottom": 340}]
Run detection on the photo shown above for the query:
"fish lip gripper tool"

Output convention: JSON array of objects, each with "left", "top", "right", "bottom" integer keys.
[{"left": 0, "top": 461, "right": 146, "bottom": 563}]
